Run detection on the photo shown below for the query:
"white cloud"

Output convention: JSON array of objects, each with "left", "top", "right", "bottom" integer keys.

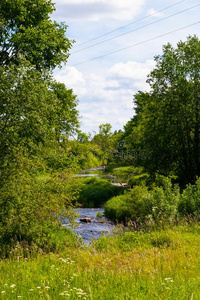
[
  {"left": 108, "top": 59, "right": 155, "bottom": 91},
  {"left": 54, "top": 59, "right": 154, "bottom": 132},
  {"left": 54, "top": 0, "right": 146, "bottom": 21},
  {"left": 109, "top": 60, "right": 155, "bottom": 80},
  {"left": 54, "top": 66, "right": 87, "bottom": 96}
]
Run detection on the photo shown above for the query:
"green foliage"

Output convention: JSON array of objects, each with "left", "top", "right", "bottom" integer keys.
[
  {"left": 105, "top": 177, "right": 180, "bottom": 225},
  {"left": 96, "top": 211, "right": 103, "bottom": 218},
  {"left": 0, "top": 154, "right": 82, "bottom": 253},
  {"left": 128, "top": 173, "right": 150, "bottom": 187},
  {"left": 0, "top": 0, "right": 81, "bottom": 254},
  {"left": 0, "top": 61, "right": 54, "bottom": 164},
  {"left": 178, "top": 177, "right": 200, "bottom": 216},
  {"left": 104, "top": 186, "right": 149, "bottom": 223},
  {"left": 51, "top": 81, "right": 79, "bottom": 139},
  {"left": 77, "top": 177, "right": 124, "bottom": 207},
  {"left": 0, "top": 0, "right": 73, "bottom": 70},
  {"left": 123, "top": 35, "right": 200, "bottom": 186},
  {"left": 92, "top": 123, "right": 114, "bottom": 163}
]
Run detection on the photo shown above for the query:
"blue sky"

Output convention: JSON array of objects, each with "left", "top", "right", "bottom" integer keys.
[{"left": 52, "top": 0, "right": 200, "bottom": 134}]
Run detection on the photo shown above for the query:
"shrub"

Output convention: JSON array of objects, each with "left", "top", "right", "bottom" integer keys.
[
  {"left": 147, "top": 177, "right": 180, "bottom": 225},
  {"left": 105, "top": 177, "right": 180, "bottom": 226},
  {"left": 104, "top": 186, "right": 149, "bottom": 223},
  {"left": 0, "top": 157, "right": 82, "bottom": 254},
  {"left": 178, "top": 177, "right": 200, "bottom": 216},
  {"left": 128, "top": 173, "right": 150, "bottom": 187},
  {"left": 77, "top": 177, "right": 124, "bottom": 207}
]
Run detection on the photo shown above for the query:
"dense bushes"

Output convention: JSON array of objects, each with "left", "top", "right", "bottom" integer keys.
[
  {"left": 0, "top": 157, "right": 82, "bottom": 254},
  {"left": 105, "top": 177, "right": 200, "bottom": 225},
  {"left": 104, "top": 186, "right": 149, "bottom": 223},
  {"left": 178, "top": 178, "right": 200, "bottom": 216},
  {"left": 77, "top": 177, "right": 124, "bottom": 207}
]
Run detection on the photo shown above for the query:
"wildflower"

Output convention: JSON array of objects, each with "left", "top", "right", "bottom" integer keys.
[
  {"left": 59, "top": 258, "right": 67, "bottom": 263},
  {"left": 37, "top": 286, "right": 41, "bottom": 289},
  {"left": 29, "top": 289, "right": 34, "bottom": 291},
  {"left": 45, "top": 286, "right": 50, "bottom": 289},
  {"left": 59, "top": 291, "right": 70, "bottom": 296},
  {"left": 1, "top": 291, "right": 5, "bottom": 294},
  {"left": 17, "top": 296, "right": 22, "bottom": 298},
  {"left": 10, "top": 284, "right": 16, "bottom": 288},
  {"left": 4, "top": 284, "right": 8, "bottom": 286}
]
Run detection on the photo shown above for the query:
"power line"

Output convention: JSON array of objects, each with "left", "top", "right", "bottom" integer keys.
[
  {"left": 71, "top": 21, "right": 200, "bottom": 67},
  {"left": 71, "top": 4, "right": 200, "bottom": 54},
  {"left": 73, "top": 0, "right": 188, "bottom": 48}
]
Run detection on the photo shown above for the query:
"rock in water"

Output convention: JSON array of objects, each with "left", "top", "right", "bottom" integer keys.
[{"left": 80, "top": 217, "right": 92, "bottom": 223}]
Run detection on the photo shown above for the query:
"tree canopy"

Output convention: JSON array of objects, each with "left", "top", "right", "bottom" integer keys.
[
  {"left": 0, "top": 0, "right": 73, "bottom": 70},
  {"left": 0, "top": 0, "right": 80, "bottom": 247},
  {"left": 124, "top": 35, "right": 200, "bottom": 186}
]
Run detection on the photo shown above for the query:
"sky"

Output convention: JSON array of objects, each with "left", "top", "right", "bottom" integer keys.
[{"left": 52, "top": 0, "right": 200, "bottom": 135}]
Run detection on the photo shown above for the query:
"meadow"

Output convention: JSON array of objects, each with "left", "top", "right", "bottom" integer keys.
[{"left": 0, "top": 223, "right": 200, "bottom": 300}]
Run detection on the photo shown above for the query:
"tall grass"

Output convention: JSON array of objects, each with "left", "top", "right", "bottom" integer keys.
[{"left": 1, "top": 223, "right": 200, "bottom": 299}]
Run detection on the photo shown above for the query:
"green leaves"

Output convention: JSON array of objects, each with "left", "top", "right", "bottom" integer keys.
[
  {"left": 0, "top": 0, "right": 73, "bottom": 70},
  {"left": 124, "top": 35, "right": 200, "bottom": 186}
]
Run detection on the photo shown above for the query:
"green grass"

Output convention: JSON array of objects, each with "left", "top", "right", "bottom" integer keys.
[{"left": 1, "top": 224, "right": 200, "bottom": 299}]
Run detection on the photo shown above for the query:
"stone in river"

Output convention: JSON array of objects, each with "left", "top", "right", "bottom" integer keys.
[{"left": 80, "top": 217, "right": 92, "bottom": 223}]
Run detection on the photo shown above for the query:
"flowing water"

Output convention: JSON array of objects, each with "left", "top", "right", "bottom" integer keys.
[
  {"left": 63, "top": 168, "right": 120, "bottom": 244},
  {"left": 63, "top": 208, "right": 115, "bottom": 244}
]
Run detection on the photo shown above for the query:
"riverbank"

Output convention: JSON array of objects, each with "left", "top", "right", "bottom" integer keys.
[{"left": 1, "top": 223, "right": 200, "bottom": 299}]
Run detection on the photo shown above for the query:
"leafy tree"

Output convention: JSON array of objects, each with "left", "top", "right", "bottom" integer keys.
[
  {"left": 77, "top": 131, "right": 89, "bottom": 144},
  {"left": 0, "top": 0, "right": 80, "bottom": 250},
  {"left": 50, "top": 81, "right": 79, "bottom": 140},
  {"left": 0, "top": 0, "right": 73, "bottom": 70},
  {"left": 92, "top": 124, "right": 114, "bottom": 163},
  {"left": 125, "top": 35, "right": 200, "bottom": 186},
  {"left": 0, "top": 61, "right": 54, "bottom": 167}
]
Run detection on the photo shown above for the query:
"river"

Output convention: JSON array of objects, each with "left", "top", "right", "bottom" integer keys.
[
  {"left": 63, "top": 168, "right": 119, "bottom": 244},
  {"left": 63, "top": 208, "right": 115, "bottom": 244}
]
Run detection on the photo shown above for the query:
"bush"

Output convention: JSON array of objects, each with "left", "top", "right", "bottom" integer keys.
[
  {"left": 178, "top": 178, "right": 200, "bottom": 216},
  {"left": 0, "top": 157, "right": 82, "bottom": 254},
  {"left": 104, "top": 186, "right": 149, "bottom": 223},
  {"left": 128, "top": 173, "right": 150, "bottom": 187},
  {"left": 77, "top": 177, "right": 124, "bottom": 207},
  {"left": 105, "top": 177, "right": 180, "bottom": 226}
]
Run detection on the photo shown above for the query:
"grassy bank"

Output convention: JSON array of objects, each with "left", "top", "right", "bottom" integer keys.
[{"left": 1, "top": 224, "right": 200, "bottom": 299}]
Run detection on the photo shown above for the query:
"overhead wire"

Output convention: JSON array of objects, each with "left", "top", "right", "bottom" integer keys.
[
  {"left": 71, "top": 3, "right": 200, "bottom": 54},
  {"left": 73, "top": 0, "right": 188, "bottom": 48},
  {"left": 71, "top": 21, "right": 200, "bottom": 67}
]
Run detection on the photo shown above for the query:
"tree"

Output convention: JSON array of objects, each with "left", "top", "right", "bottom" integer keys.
[
  {"left": 92, "top": 124, "right": 114, "bottom": 164},
  {"left": 0, "top": 1, "right": 80, "bottom": 249},
  {"left": 0, "top": 0, "right": 73, "bottom": 70},
  {"left": 0, "top": 61, "right": 54, "bottom": 166},
  {"left": 51, "top": 81, "right": 79, "bottom": 140},
  {"left": 126, "top": 35, "right": 200, "bottom": 186}
]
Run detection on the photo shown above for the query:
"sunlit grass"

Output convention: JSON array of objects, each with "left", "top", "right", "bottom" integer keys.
[{"left": 1, "top": 225, "right": 200, "bottom": 299}]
